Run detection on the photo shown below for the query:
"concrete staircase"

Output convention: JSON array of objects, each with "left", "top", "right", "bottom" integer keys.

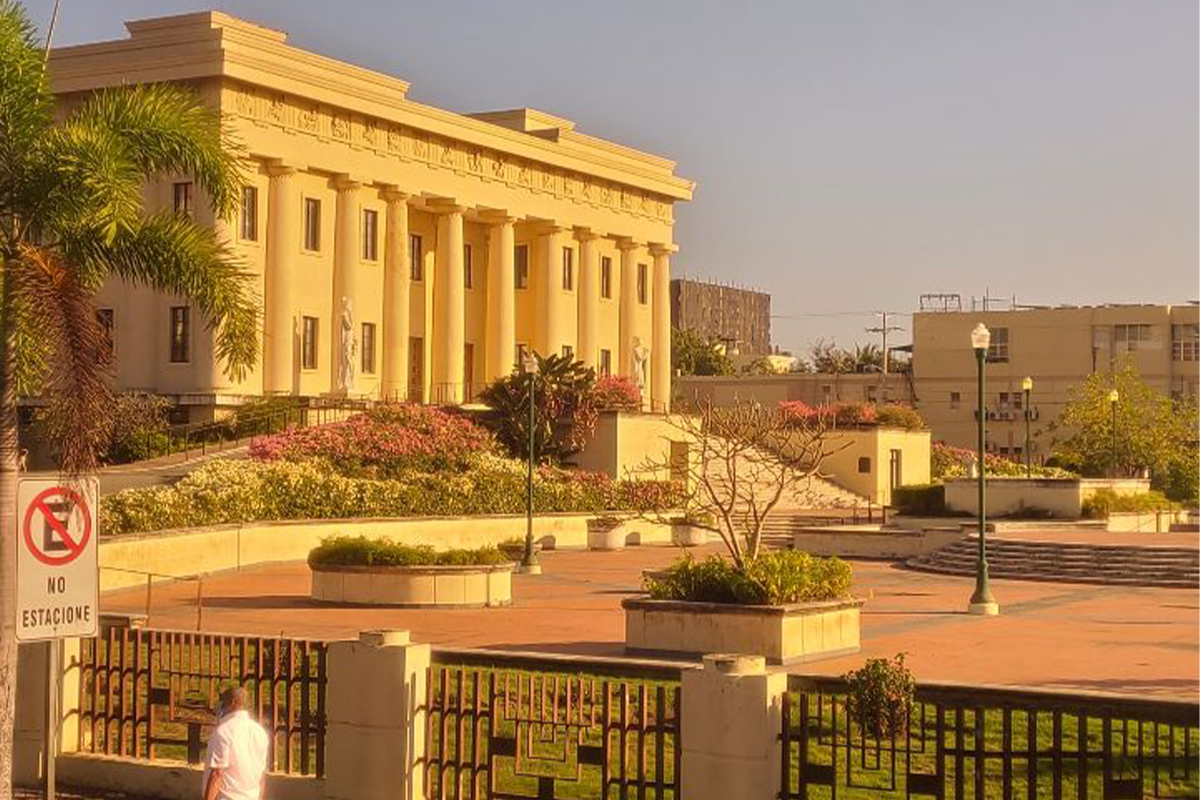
[{"left": 906, "top": 536, "right": 1200, "bottom": 588}]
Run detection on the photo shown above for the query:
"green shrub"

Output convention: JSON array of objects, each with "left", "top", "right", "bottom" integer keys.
[
  {"left": 891, "top": 484, "right": 945, "bottom": 515},
  {"left": 844, "top": 654, "right": 915, "bottom": 740},
  {"left": 99, "top": 457, "right": 685, "bottom": 536},
  {"left": 307, "top": 536, "right": 509, "bottom": 568},
  {"left": 1081, "top": 488, "right": 1179, "bottom": 519},
  {"left": 644, "top": 551, "right": 852, "bottom": 606},
  {"left": 874, "top": 405, "right": 925, "bottom": 430}
]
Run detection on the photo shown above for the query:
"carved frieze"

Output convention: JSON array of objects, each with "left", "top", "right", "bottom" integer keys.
[{"left": 225, "top": 82, "right": 674, "bottom": 222}]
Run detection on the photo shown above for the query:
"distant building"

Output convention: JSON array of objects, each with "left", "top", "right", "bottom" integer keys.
[
  {"left": 670, "top": 279, "right": 771, "bottom": 355},
  {"left": 678, "top": 300, "right": 1200, "bottom": 465},
  {"left": 911, "top": 302, "right": 1199, "bottom": 459}
]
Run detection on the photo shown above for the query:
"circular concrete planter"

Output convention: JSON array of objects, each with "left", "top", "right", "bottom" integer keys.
[
  {"left": 587, "top": 520, "right": 628, "bottom": 551},
  {"left": 310, "top": 562, "right": 514, "bottom": 607},
  {"left": 671, "top": 523, "right": 708, "bottom": 547}
]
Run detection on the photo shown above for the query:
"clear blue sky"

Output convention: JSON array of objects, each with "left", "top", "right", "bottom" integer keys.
[{"left": 25, "top": 0, "right": 1198, "bottom": 355}]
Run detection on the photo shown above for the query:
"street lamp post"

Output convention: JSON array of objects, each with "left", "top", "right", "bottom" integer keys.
[
  {"left": 1108, "top": 388, "right": 1120, "bottom": 478},
  {"left": 969, "top": 323, "right": 999, "bottom": 616},
  {"left": 521, "top": 354, "right": 542, "bottom": 575},
  {"left": 1021, "top": 376, "right": 1033, "bottom": 478}
]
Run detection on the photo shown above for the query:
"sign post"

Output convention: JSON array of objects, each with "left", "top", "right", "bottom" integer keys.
[{"left": 16, "top": 476, "right": 99, "bottom": 800}]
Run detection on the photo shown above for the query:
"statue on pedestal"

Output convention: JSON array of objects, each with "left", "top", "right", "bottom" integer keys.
[{"left": 338, "top": 296, "right": 356, "bottom": 393}]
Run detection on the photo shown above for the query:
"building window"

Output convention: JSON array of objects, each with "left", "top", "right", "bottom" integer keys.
[
  {"left": 1172, "top": 324, "right": 1198, "bottom": 361},
  {"left": 301, "top": 316, "right": 319, "bottom": 370},
  {"left": 637, "top": 263, "right": 648, "bottom": 305},
  {"left": 362, "top": 209, "right": 378, "bottom": 261},
  {"left": 562, "top": 345, "right": 574, "bottom": 359},
  {"left": 464, "top": 343, "right": 475, "bottom": 388},
  {"left": 562, "top": 247, "right": 574, "bottom": 291},
  {"left": 600, "top": 256, "right": 612, "bottom": 299},
  {"left": 1115, "top": 323, "right": 1152, "bottom": 353},
  {"left": 303, "top": 198, "right": 321, "bottom": 251},
  {"left": 409, "top": 234, "right": 423, "bottom": 280},
  {"left": 463, "top": 244, "right": 473, "bottom": 289},
  {"left": 998, "top": 392, "right": 1010, "bottom": 409},
  {"left": 857, "top": 457, "right": 871, "bottom": 474},
  {"left": 515, "top": 244, "right": 530, "bottom": 289},
  {"left": 172, "top": 182, "right": 194, "bottom": 217},
  {"left": 866, "top": 385, "right": 878, "bottom": 402},
  {"left": 599, "top": 349, "right": 612, "bottom": 377},
  {"left": 96, "top": 308, "right": 115, "bottom": 358},
  {"left": 169, "top": 306, "right": 190, "bottom": 363},
  {"left": 240, "top": 186, "right": 258, "bottom": 241},
  {"left": 949, "top": 391, "right": 961, "bottom": 409},
  {"left": 986, "top": 327, "right": 1009, "bottom": 362},
  {"left": 361, "top": 322, "right": 376, "bottom": 374},
  {"left": 1012, "top": 391, "right": 1023, "bottom": 410}
]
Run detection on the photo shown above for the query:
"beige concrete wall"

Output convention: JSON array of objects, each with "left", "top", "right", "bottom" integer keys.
[
  {"left": 801, "top": 427, "right": 931, "bottom": 505},
  {"left": 677, "top": 373, "right": 913, "bottom": 408},
  {"left": 99, "top": 512, "right": 676, "bottom": 592},
  {"left": 54, "top": 755, "right": 322, "bottom": 800},
  {"left": 791, "top": 526, "right": 965, "bottom": 559},
  {"left": 941, "top": 477, "right": 1151, "bottom": 517},
  {"left": 573, "top": 412, "right": 695, "bottom": 481}
]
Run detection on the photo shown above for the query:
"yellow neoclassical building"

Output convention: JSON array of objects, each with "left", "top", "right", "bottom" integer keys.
[{"left": 48, "top": 12, "right": 694, "bottom": 418}]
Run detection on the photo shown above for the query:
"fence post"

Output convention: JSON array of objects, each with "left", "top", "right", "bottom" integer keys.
[
  {"left": 681, "top": 654, "right": 786, "bottom": 800},
  {"left": 324, "top": 630, "right": 429, "bottom": 800}
]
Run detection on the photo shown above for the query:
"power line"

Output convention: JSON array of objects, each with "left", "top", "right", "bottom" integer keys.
[{"left": 865, "top": 311, "right": 905, "bottom": 377}]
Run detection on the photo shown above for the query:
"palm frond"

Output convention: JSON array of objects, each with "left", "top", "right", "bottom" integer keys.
[
  {"left": 99, "top": 212, "right": 259, "bottom": 381},
  {"left": 65, "top": 83, "right": 246, "bottom": 217},
  {"left": 0, "top": 0, "right": 53, "bottom": 233},
  {"left": 13, "top": 243, "right": 113, "bottom": 474}
]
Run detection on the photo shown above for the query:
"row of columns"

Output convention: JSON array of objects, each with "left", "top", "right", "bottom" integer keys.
[{"left": 261, "top": 166, "right": 673, "bottom": 409}]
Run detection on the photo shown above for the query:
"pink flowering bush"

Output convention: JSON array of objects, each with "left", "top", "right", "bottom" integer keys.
[
  {"left": 931, "top": 441, "right": 1074, "bottom": 480},
  {"left": 591, "top": 375, "right": 642, "bottom": 412},
  {"left": 779, "top": 400, "right": 876, "bottom": 426},
  {"left": 249, "top": 403, "right": 496, "bottom": 478}
]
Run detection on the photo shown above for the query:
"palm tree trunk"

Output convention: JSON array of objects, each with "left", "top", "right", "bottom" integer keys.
[{"left": 0, "top": 268, "right": 19, "bottom": 800}]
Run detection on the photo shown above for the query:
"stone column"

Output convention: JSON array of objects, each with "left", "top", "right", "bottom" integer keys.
[
  {"left": 325, "top": 630, "right": 429, "bottom": 800},
  {"left": 381, "top": 190, "right": 411, "bottom": 400},
  {"left": 432, "top": 206, "right": 465, "bottom": 404},
  {"left": 617, "top": 239, "right": 640, "bottom": 381},
  {"left": 536, "top": 225, "right": 568, "bottom": 357},
  {"left": 681, "top": 654, "right": 786, "bottom": 800},
  {"left": 485, "top": 216, "right": 517, "bottom": 383},
  {"left": 576, "top": 228, "right": 601, "bottom": 370},
  {"left": 332, "top": 176, "right": 361, "bottom": 395},
  {"left": 263, "top": 163, "right": 299, "bottom": 394},
  {"left": 650, "top": 244, "right": 674, "bottom": 412}
]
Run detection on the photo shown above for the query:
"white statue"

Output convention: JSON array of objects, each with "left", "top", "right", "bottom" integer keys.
[
  {"left": 338, "top": 296, "right": 356, "bottom": 393},
  {"left": 631, "top": 336, "right": 650, "bottom": 391}
]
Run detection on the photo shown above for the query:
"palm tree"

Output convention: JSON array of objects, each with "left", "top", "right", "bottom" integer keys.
[{"left": 0, "top": 3, "right": 258, "bottom": 794}]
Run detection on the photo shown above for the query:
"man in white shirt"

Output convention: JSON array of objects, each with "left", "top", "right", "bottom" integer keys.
[{"left": 203, "top": 687, "right": 270, "bottom": 800}]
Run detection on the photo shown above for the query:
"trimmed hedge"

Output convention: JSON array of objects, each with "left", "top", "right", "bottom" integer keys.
[
  {"left": 644, "top": 551, "right": 852, "bottom": 606},
  {"left": 100, "top": 456, "right": 685, "bottom": 536},
  {"left": 307, "top": 536, "right": 509, "bottom": 568},
  {"left": 891, "top": 484, "right": 946, "bottom": 515},
  {"left": 1081, "top": 488, "right": 1179, "bottom": 519}
]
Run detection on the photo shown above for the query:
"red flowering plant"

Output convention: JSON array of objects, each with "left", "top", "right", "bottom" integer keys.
[
  {"left": 248, "top": 403, "right": 497, "bottom": 478},
  {"left": 591, "top": 375, "right": 642, "bottom": 413}
]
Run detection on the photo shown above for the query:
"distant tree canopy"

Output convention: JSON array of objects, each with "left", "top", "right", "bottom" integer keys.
[
  {"left": 672, "top": 327, "right": 735, "bottom": 376},
  {"left": 807, "top": 340, "right": 908, "bottom": 374},
  {"left": 1049, "top": 363, "right": 1199, "bottom": 503}
]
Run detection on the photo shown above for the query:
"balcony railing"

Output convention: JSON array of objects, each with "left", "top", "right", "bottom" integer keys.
[{"left": 780, "top": 674, "right": 1198, "bottom": 799}]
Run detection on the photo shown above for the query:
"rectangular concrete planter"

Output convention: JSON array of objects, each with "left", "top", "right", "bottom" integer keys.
[
  {"left": 311, "top": 563, "right": 513, "bottom": 607},
  {"left": 670, "top": 523, "right": 708, "bottom": 547},
  {"left": 622, "top": 596, "right": 864, "bottom": 665}
]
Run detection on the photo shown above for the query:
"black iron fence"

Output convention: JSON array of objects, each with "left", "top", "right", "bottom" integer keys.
[
  {"left": 426, "top": 648, "right": 685, "bottom": 800},
  {"left": 780, "top": 674, "right": 1199, "bottom": 799},
  {"left": 77, "top": 623, "right": 328, "bottom": 776}
]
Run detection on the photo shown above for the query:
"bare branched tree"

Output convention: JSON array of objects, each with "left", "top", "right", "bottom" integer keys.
[{"left": 632, "top": 399, "right": 848, "bottom": 569}]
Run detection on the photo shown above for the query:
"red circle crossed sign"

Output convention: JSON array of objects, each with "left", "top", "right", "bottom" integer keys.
[{"left": 23, "top": 486, "right": 91, "bottom": 566}]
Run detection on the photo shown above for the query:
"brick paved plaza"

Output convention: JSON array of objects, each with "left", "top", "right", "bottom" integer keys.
[{"left": 101, "top": 539, "right": 1200, "bottom": 698}]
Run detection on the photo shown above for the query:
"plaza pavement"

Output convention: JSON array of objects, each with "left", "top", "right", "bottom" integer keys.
[{"left": 99, "top": 539, "right": 1200, "bottom": 698}]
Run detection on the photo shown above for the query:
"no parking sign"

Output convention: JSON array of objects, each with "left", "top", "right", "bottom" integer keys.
[{"left": 16, "top": 477, "right": 99, "bottom": 641}]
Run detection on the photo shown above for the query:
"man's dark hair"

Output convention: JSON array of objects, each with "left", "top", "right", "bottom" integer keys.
[{"left": 218, "top": 686, "right": 247, "bottom": 714}]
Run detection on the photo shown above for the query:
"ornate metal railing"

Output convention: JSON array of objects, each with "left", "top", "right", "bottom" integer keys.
[
  {"left": 780, "top": 675, "right": 1199, "bottom": 799},
  {"left": 77, "top": 622, "right": 327, "bottom": 776},
  {"left": 426, "top": 648, "right": 685, "bottom": 800}
]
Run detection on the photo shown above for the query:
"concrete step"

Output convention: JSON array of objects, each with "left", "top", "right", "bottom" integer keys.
[{"left": 907, "top": 536, "right": 1199, "bottom": 588}]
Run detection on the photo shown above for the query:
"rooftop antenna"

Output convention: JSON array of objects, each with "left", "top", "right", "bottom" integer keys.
[{"left": 43, "top": 0, "right": 63, "bottom": 60}]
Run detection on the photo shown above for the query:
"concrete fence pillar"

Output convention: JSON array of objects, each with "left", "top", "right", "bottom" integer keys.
[
  {"left": 324, "top": 630, "right": 429, "bottom": 800},
  {"left": 681, "top": 654, "right": 787, "bottom": 800},
  {"left": 13, "top": 638, "right": 82, "bottom": 787}
]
